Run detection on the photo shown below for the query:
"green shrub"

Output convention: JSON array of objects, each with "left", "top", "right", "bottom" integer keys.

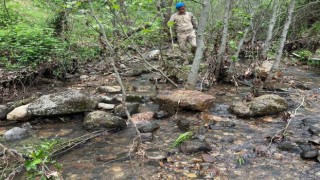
[
  {"left": 172, "top": 132, "right": 193, "bottom": 147},
  {"left": 0, "top": 24, "right": 65, "bottom": 69},
  {"left": 297, "top": 50, "right": 312, "bottom": 61},
  {"left": 25, "top": 140, "right": 62, "bottom": 179}
]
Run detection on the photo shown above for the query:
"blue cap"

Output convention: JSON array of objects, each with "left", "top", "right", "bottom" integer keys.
[{"left": 176, "top": 2, "right": 185, "bottom": 9}]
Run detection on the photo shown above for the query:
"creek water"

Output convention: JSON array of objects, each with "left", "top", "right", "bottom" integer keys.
[{"left": 2, "top": 64, "right": 320, "bottom": 180}]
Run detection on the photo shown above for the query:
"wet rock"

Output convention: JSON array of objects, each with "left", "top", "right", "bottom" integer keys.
[
  {"left": 0, "top": 105, "right": 9, "bottom": 119},
  {"left": 114, "top": 94, "right": 143, "bottom": 103},
  {"left": 134, "top": 85, "right": 155, "bottom": 92},
  {"left": 137, "top": 122, "right": 160, "bottom": 133},
  {"left": 286, "top": 98, "right": 299, "bottom": 110},
  {"left": 293, "top": 82, "right": 311, "bottom": 90},
  {"left": 99, "top": 95, "right": 116, "bottom": 104},
  {"left": 301, "top": 117, "right": 319, "bottom": 126},
  {"left": 122, "top": 69, "right": 143, "bottom": 77},
  {"left": 308, "top": 137, "right": 320, "bottom": 145},
  {"left": 131, "top": 111, "right": 154, "bottom": 124},
  {"left": 83, "top": 110, "right": 126, "bottom": 130},
  {"left": 179, "top": 139, "right": 212, "bottom": 154},
  {"left": 156, "top": 90, "right": 215, "bottom": 112},
  {"left": 177, "top": 119, "right": 191, "bottom": 131},
  {"left": 97, "top": 103, "right": 115, "bottom": 110},
  {"left": 228, "top": 94, "right": 288, "bottom": 117},
  {"left": 119, "top": 64, "right": 127, "bottom": 69},
  {"left": 113, "top": 103, "right": 139, "bottom": 118},
  {"left": 97, "top": 86, "right": 121, "bottom": 93},
  {"left": 300, "top": 149, "right": 318, "bottom": 159},
  {"left": 177, "top": 117, "right": 207, "bottom": 133},
  {"left": 147, "top": 151, "right": 167, "bottom": 163},
  {"left": 3, "top": 127, "right": 28, "bottom": 140},
  {"left": 7, "top": 104, "right": 31, "bottom": 121},
  {"left": 211, "top": 104, "right": 231, "bottom": 116},
  {"left": 141, "top": 133, "right": 153, "bottom": 142},
  {"left": 80, "top": 75, "right": 89, "bottom": 81},
  {"left": 28, "top": 90, "right": 97, "bottom": 116},
  {"left": 198, "top": 112, "right": 223, "bottom": 123},
  {"left": 155, "top": 110, "right": 171, "bottom": 119},
  {"left": 277, "top": 142, "right": 301, "bottom": 153},
  {"left": 308, "top": 126, "right": 320, "bottom": 136},
  {"left": 144, "top": 49, "right": 160, "bottom": 60},
  {"left": 220, "top": 121, "right": 236, "bottom": 128},
  {"left": 255, "top": 61, "right": 273, "bottom": 79}
]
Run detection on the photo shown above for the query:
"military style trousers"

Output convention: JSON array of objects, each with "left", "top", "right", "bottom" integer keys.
[{"left": 177, "top": 30, "right": 197, "bottom": 65}]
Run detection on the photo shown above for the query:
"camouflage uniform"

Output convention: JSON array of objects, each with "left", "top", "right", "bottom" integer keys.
[{"left": 169, "top": 12, "right": 198, "bottom": 65}]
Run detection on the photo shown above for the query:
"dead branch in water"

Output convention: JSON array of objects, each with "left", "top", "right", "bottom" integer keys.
[{"left": 267, "top": 95, "right": 305, "bottom": 149}]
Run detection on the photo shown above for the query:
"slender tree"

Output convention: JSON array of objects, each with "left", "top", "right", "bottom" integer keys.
[
  {"left": 261, "top": 0, "right": 279, "bottom": 60},
  {"left": 186, "top": 0, "right": 211, "bottom": 88},
  {"left": 214, "top": 0, "right": 232, "bottom": 80},
  {"left": 226, "top": 17, "right": 254, "bottom": 82},
  {"left": 265, "top": 0, "right": 295, "bottom": 84}
]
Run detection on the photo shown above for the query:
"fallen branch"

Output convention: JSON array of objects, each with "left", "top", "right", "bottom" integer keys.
[{"left": 267, "top": 95, "right": 305, "bottom": 149}]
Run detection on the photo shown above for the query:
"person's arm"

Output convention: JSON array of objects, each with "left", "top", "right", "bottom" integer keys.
[
  {"left": 167, "top": 14, "right": 176, "bottom": 27},
  {"left": 190, "top": 12, "right": 198, "bottom": 30}
]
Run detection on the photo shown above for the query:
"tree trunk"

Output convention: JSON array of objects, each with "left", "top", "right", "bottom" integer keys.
[
  {"left": 186, "top": 0, "right": 211, "bottom": 88},
  {"left": 265, "top": 0, "right": 295, "bottom": 84},
  {"left": 157, "top": 0, "right": 173, "bottom": 34},
  {"left": 226, "top": 20, "right": 252, "bottom": 82},
  {"left": 214, "top": 0, "right": 232, "bottom": 81},
  {"left": 261, "top": 0, "right": 279, "bottom": 60}
]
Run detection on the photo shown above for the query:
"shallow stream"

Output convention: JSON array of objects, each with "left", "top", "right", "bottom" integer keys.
[{"left": 2, "top": 64, "right": 320, "bottom": 179}]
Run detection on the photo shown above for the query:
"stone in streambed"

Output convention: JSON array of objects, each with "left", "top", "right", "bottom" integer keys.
[
  {"left": 7, "top": 104, "right": 31, "bottom": 121},
  {"left": 156, "top": 90, "right": 215, "bottom": 112},
  {"left": 28, "top": 90, "right": 97, "bottom": 116},
  {"left": 137, "top": 122, "right": 160, "bottom": 133},
  {"left": 83, "top": 110, "right": 126, "bottom": 130},
  {"left": 113, "top": 103, "right": 139, "bottom": 118},
  {"left": 228, "top": 94, "right": 288, "bottom": 117},
  {"left": 179, "top": 139, "right": 212, "bottom": 154},
  {"left": 0, "top": 105, "right": 9, "bottom": 120}
]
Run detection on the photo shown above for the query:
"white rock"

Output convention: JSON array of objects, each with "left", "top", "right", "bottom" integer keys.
[
  {"left": 80, "top": 75, "right": 89, "bottom": 80},
  {"left": 3, "top": 127, "right": 27, "bottom": 140},
  {"left": 98, "top": 86, "right": 121, "bottom": 93},
  {"left": 7, "top": 104, "right": 31, "bottom": 121},
  {"left": 255, "top": 61, "right": 273, "bottom": 79},
  {"left": 98, "top": 103, "right": 115, "bottom": 110},
  {"left": 119, "top": 64, "right": 127, "bottom": 69}
]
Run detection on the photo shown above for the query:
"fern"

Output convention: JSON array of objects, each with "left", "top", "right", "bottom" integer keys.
[{"left": 172, "top": 131, "right": 194, "bottom": 147}]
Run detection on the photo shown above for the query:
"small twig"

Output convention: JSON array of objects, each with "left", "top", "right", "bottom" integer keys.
[{"left": 232, "top": 75, "right": 239, "bottom": 94}]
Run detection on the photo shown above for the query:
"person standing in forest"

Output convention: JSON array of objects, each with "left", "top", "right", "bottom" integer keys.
[{"left": 168, "top": 2, "right": 198, "bottom": 65}]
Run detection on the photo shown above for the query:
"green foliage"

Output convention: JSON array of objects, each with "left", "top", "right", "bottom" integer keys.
[
  {"left": 236, "top": 156, "right": 245, "bottom": 166},
  {"left": 25, "top": 140, "right": 62, "bottom": 179},
  {"left": 172, "top": 132, "right": 194, "bottom": 147},
  {"left": 0, "top": 24, "right": 65, "bottom": 69},
  {"left": 296, "top": 50, "right": 312, "bottom": 61}
]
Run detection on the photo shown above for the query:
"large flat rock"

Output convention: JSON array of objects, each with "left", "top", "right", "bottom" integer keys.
[
  {"left": 28, "top": 90, "right": 97, "bottom": 116},
  {"left": 228, "top": 94, "right": 288, "bottom": 117},
  {"left": 156, "top": 90, "right": 215, "bottom": 112}
]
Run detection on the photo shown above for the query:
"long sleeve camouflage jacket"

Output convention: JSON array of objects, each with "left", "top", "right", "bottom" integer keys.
[{"left": 169, "top": 12, "right": 198, "bottom": 34}]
